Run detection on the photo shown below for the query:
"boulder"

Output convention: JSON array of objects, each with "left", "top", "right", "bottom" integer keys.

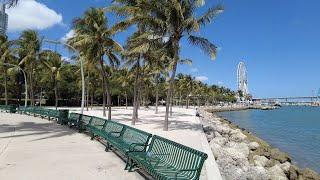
[
  {"left": 253, "top": 155, "right": 269, "bottom": 167},
  {"left": 280, "top": 162, "right": 291, "bottom": 174},
  {"left": 301, "top": 168, "right": 320, "bottom": 180},
  {"left": 214, "top": 131, "right": 222, "bottom": 137},
  {"left": 270, "top": 148, "right": 291, "bottom": 163},
  {"left": 229, "top": 130, "right": 247, "bottom": 142},
  {"left": 226, "top": 141, "right": 250, "bottom": 158},
  {"left": 245, "top": 166, "right": 269, "bottom": 180},
  {"left": 219, "top": 164, "right": 246, "bottom": 180},
  {"left": 203, "top": 126, "right": 214, "bottom": 134},
  {"left": 210, "top": 136, "right": 227, "bottom": 146},
  {"left": 268, "top": 164, "right": 288, "bottom": 180},
  {"left": 210, "top": 143, "right": 224, "bottom": 158},
  {"left": 249, "top": 142, "right": 260, "bottom": 150}
]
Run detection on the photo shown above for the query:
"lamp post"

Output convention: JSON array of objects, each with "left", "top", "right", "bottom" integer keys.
[
  {"left": 42, "top": 39, "right": 85, "bottom": 114},
  {"left": 4, "top": 63, "right": 27, "bottom": 107}
]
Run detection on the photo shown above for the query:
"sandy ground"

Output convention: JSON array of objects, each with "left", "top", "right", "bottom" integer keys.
[
  {"left": 72, "top": 106, "right": 222, "bottom": 180},
  {"left": 0, "top": 112, "right": 142, "bottom": 180}
]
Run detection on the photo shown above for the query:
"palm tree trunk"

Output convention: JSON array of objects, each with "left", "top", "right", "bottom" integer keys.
[
  {"left": 164, "top": 59, "right": 178, "bottom": 131},
  {"left": 155, "top": 84, "right": 159, "bottom": 114},
  {"left": 132, "top": 60, "right": 140, "bottom": 125},
  {"left": 106, "top": 81, "right": 112, "bottom": 121},
  {"left": 54, "top": 78, "right": 58, "bottom": 110},
  {"left": 4, "top": 68, "right": 8, "bottom": 106},
  {"left": 118, "top": 95, "right": 120, "bottom": 106},
  {"left": 179, "top": 92, "right": 182, "bottom": 108},
  {"left": 125, "top": 92, "right": 128, "bottom": 109},
  {"left": 99, "top": 59, "right": 107, "bottom": 117},
  {"left": 169, "top": 95, "right": 173, "bottom": 117},
  {"left": 91, "top": 93, "right": 93, "bottom": 110},
  {"left": 86, "top": 72, "right": 89, "bottom": 111}
]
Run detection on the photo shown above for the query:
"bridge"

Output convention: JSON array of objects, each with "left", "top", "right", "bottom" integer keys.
[{"left": 252, "top": 96, "right": 320, "bottom": 105}]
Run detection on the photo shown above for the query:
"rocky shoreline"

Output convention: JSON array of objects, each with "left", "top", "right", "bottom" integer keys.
[{"left": 199, "top": 109, "right": 320, "bottom": 180}]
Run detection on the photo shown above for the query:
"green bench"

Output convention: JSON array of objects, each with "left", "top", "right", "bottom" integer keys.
[
  {"left": 0, "top": 105, "right": 10, "bottom": 112},
  {"left": 67, "top": 112, "right": 82, "bottom": 128},
  {"left": 127, "top": 135, "right": 208, "bottom": 180},
  {"left": 87, "top": 119, "right": 152, "bottom": 168},
  {"left": 78, "top": 114, "right": 93, "bottom": 132}
]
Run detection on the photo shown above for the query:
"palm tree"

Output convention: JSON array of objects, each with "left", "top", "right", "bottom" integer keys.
[
  {"left": 18, "top": 30, "right": 41, "bottom": 106},
  {"left": 0, "top": 35, "right": 14, "bottom": 105},
  {"left": 39, "top": 50, "right": 62, "bottom": 110},
  {"left": 112, "top": 0, "right": 223, "bottom": 130},
  {"left": 68, "top": 8, "right": 123, "bottom": 120}
]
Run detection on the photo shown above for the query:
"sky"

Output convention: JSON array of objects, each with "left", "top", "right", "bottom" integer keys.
[{"left": 5, "top": 0, "right": 320, "bottom": 98}]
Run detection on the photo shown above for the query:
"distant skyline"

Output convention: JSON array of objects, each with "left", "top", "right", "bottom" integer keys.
[{"left": 6, "top": 0, "right": 320, "bottom": 98}]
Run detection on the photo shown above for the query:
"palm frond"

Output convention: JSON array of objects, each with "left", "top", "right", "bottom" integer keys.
[
  {"left": 188, "top": 35, "right": 217, "bottom": 60},
  {"left": 197, "top": 5, "right": 224, "bottom": 27}
]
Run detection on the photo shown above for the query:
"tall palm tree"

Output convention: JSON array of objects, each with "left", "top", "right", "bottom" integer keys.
[
  {"left": 18, "top": 30, "right": 41, "bottom": 106},
  {"left": 0, "top": 35, "right": 14, "bottom": 105},
  {"left": 68, "top": 8, "right": 123, "bottom": 120},
  {"left": 148, "top": 0, "right": 223, "bottom": 130},
  {"left": 39, "top": 50, "right": 62, "bottom": 110}
]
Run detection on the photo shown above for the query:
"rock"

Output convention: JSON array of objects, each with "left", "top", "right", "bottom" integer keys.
[
  {"left": 253, "top": 155, "right": 269, "bottom": 167},
  {"left": 214, "top": 131, "right": 222, "bottom": 137},
  {"left": 288, "top": 166, "right": 298, "bottom": 180},
  {"left": 210, "top": 143, "right": 224, "bottom": 158},
  {"left": 206, "top": 134, "right": 214, "bottom": 142},
  {"left": 203, "top": 126, "right": 214, "bottom": 134},
  {"left": 214, "top": 125, "right": 232, "bottom": 135},
  {"left": 280, "top": 162, "right": 291, "bottom": 174},
  {"left": 219, "top": 164, "right": 246, "bottom": 180},
  {"left": 270, "top": 148, "right": 291, "bottom": 163},
  {"left": 229, "top": 129, "right": 247, "bottom": 142},
  {"left": 226, "top": 141, "right": 250, "bottom": 158},
  {"left": 268, "top": 164, "right": 288, "bottom": 180},
  {"left": 301, "top": 168, "right": 320, "bottom": 180},
  {"left": 249, "top": 142, "right": 260, "bottom": 150},
  {"left": 245, "top": 166, "right": 269, "bottom": 180},
  {"left": 210, "top": 136, "right": 227, "bottom": 146},
  {"left": 265, "top": 159, "right": 280, "bottom": 168}
]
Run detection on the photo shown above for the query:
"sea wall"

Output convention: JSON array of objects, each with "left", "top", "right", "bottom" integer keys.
[{"left": 199, "top": 109, "right": 320, "bottom": 180}]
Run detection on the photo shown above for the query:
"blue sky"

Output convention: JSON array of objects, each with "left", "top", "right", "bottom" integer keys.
[{"left": 6, "top": 0, "right": 320, "bottom": 98}]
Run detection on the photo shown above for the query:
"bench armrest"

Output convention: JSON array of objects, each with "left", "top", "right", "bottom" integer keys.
[
  {"left": 129, "top": 143, "right": 148, "bottom": 152},
  {"left": 175, "top": 168, "right": 199, "bottom": 178}
]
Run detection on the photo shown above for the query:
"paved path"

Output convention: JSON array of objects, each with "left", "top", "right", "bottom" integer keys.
[{"left": 0, "top": 113, "right": 142, "bottom": 180}]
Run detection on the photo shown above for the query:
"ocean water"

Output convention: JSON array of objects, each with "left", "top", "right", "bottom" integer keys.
[{"left": 218, "top": 106, "right": 320, "bottom": 173}]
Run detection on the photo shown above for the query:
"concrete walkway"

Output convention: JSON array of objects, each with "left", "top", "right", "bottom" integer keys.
[
  {"left": 74, "top": 106, "right": 222, "bottom": 180},
  {"left": 0, "top": 113, "right": 142, "bottom": 180}
]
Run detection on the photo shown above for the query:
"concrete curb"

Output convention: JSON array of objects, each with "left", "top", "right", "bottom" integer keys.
[{"left": 195, "top": 116, "right": 223, "bottom": 180}]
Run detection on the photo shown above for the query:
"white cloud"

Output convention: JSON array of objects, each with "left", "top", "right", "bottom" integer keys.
[
  {"left": 190, "top": 67, "right": 198, "bottom": 73},
  {"left": 7, "top": 0, "right": 63, "bottom": 32},
  {"left": 61, "top": 30, "right": 75, "bottom": 42},
  {"left": 195, "top": 76, "right": 208, "bottom": 82}
]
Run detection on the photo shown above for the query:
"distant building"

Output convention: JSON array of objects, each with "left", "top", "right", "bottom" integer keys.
[{"left": 0, "top": 3, "right": 8, "bottom": 35}]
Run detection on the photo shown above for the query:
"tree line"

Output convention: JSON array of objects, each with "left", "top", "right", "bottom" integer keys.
[{"left": 0, "top": 0, "right": 236, "bottom": 130}]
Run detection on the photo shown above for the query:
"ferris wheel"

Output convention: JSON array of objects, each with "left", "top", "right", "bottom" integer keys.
[{"left": 237, "top": 61, "right": 249, "bottom": 95}]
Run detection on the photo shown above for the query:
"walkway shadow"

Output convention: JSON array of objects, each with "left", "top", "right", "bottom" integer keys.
[{"left": 0, "top": 120, "right": 78, "bottom": 141}]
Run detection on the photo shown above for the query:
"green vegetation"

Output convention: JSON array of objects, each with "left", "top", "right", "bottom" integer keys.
[{"left": 0, "top": 0, "right": 236, "bottom": 131}]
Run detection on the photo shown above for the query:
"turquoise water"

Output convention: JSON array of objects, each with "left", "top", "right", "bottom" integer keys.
[{"left": 218, "top": 106, "right": 320, "bottom": 173}]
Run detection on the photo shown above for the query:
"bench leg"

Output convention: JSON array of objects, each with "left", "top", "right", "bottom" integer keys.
[
  {"left": 128, "top": 159, "right": 135, "bottom": 172},
  {"left": 124, "top": 156, "right": 131, "bottom": 170},
  {"left": 90, "top": 133, "right": 95, "bottom": 140},
  {"left": 105, "top": 143, "right": 110, "bottom": 152}
]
